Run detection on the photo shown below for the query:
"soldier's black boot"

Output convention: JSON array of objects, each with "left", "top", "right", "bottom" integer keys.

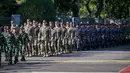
[
  {"left": 8, "top": 53, "right": 13, "bottom": 65},
  {"left": 8, "top": 61, "right": 13, "bottom": 65},
  {"left": 14, "top": 60, "right": 18, "bottom": 64},
  {"left": 5, "top": 58, "right": 8, "bottom": 61},
  {"left": 21, "top": 56, "right": 26, "bottom": 61},
  {"left": 14, "top": 57, "right": 18, "bottom": 64}
]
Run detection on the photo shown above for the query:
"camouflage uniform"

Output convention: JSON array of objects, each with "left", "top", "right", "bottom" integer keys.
[
  {"left": 61, "top": 23, "right": 67, "bottom": 53},
  {"left": 28, "top": 22, "right": 33, "bottom": 56},
  {"left": 76, "top": 24, "right": 80, "bottom": 51},
  {"left": 0, "top": 32, "right": 6, "bottom": 66},
  {"left": 5, "top": 28, "right": 15, "bottom": 65},
  {"left": 37, "top": 23, "right": 42, "bottom": 55},
  {"left": 32, "top": 24, "right": 39, "bottom": 56},
  {"left": 19, "top": 27, "right": 29, "bottom": 61},
  {"left": 70, "top": 24, "right": 76, "bottom": 51},
  {"left": 55, "top": 22, "right": 62, "bottom": 54},
  {"left": 41, "top": 22, "right": 50, "bottom": 57},
  {"left": 67, "top": 23, "right": 74, "bottom": 52},
  {"left": 13, "top": 28, "right": 21, "bottom": 64},
  {"left": 2, "top": 27, "right": 8, "bottom": 61},
  {"left": 49, "top": 22, "right": 56, "bottom": 55}
]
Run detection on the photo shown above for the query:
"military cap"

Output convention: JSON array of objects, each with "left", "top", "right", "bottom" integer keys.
[
  {"left": 43, "top": 20, "right": 46, "bottom": 23},
  {"left": 6, "top": 26, "right": 9, "bottom": 30},
  {"left": 20, "top": 26, "right": 24, "bottom": 29},
  {"left": 4, "top": 26, "right": 8, "bottom": 29},
  {"left": 66, "top": 22, "right": 69, "bottom": 24},
  {"left": 80, "top": 22, "right": 83, "bottom": 24}
]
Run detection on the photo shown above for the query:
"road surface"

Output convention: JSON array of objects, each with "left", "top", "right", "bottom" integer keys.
[{"left": 0, "top": 45, "right": 130, "bottom": 73}]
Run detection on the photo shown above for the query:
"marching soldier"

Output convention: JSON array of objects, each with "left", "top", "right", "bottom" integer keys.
[
  {"left": 77, "top": 23, "right": 84, "bottom": 51},
  {"left": 49, "top": 22, "right": 56, "bottom": 55},
  {"left": 0, "top": 28, "right": 6, "bottom": 66},
  {"left": 2, "top": 26, "right": 8, "bottom": 61},
  {"left": 13, "top": 27, "right": 21, "bottom": 64},
  {"left": 65, "top": 22, "right": 70, "bottom": 53},
  {"left": 55, "top": 21, "right": 62, "bottom": 54},
  {"left": 32, "top": 20, "right": 39, "bottom": 56},
  {"left": 37, "top": 23, "right": 42, "bottom": 55},
  {"left": 76, "top": 24, "right": 79, "bottom": 51},
  {"left": 67, "top": 22, "right": 73, "bottom": 52},
  {"left": 60, "top": 22, "right": 67, "bottom": 53},
  {"left": 28, "top": 21, "right": 33, "bottom": 56},
  {"left": 40, "top": 20, "right": 46, "bottom": 56},
  {"left": 25, "top": 19, "right": 32, "bottom": 57},
  {"left": 71, "top": 23, "right": 76, "bottom": 51},
  {"left": 41, "top": 21, "right": 50, "bottom": 57},
  {"left": 5, "top": 27, "right": 15, "bottom": 65},
  {"left": 19, "top": 26, "right": 29, "bottom": 61},
  {"left": 10, "top": 20, "right": 15, "bottom": 32},
  {"left": 84, "top": 24, "right": 89, "bottom": 50},
  {"left": 80, "top": 23, "right": 86, "bottom": 51}
]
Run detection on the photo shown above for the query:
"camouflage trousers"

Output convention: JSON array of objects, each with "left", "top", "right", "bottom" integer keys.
[{"left": 32, "top": 37, "right": 38, "bottom": 56}]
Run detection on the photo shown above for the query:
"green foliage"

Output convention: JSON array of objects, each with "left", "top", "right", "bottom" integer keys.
[
  {"left": 54, "top": 0, "right": 80, "bottom": 18},
  {"left": 105, "top": 0, "right": 130, "bottom": 19},
  {"left": 79, "top": 4, "right": 88, "bottom": 18},
  {"left": 17, "top": 0, "right": 56, "bottom": 22},
  {"left": 0, "top": 0, "right": 17, "bottom": 16},
  {"left": 1, "top": 0, "right": 130, "bottom": 21}
]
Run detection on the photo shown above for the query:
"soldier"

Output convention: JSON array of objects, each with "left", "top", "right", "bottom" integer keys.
[
  {"left": 32, "top": 20, "right": 39, "bottom": 56},
  {"left": 60, "top": 22, "right": 67, "bottom": 53},
  {"left": 5, "top": 27, "right": 15, "bottom": 65},
  {"left": 2, "top": 26, "right": 8, "bottom": 61},
  {"left": 55, "top": 21, "right": 62, "bottom": 54},
  {"left": 88, "top": 24, "right": 93, "bottom": 50},
  {"left": 100, "top": 24, "right": 106, "bottom": 48},
  {"left": 10, "top": 20, "right": 15, "bottom": 32},
  {"left": 91, "top": 24, "right": 97, "bottom": 49},
  {"left": 76, "top": 23, "right": 84, "bottom": 51},
  {"left": 27, "top": 21, "right": 33, "bottom": 56},
  {"left": 0, "top": 28, "right": 6, "bottom": 66},
  {"left": 23, "top": 22, "right": 29, "bottom": 56},
  {"left": 19, "top": 26, "right": 29, "bottom": 61},
  {"left": 12, "top": 27, "right": 21, "bottom": 64},
  {"left": 65, "top": 22, "right": 70, "bottom": 53},
  {"left": 37, "top": 23, "right": 42, "bottom": 55},
  {"left": 40, "top": 20, "right": 46, "bottom": 56},
  {"left": 66, "top": 22, "right": 74, "bottom": 52},
  {"left": 105, "top": 24, "right": 110, "bottom": 48},
  {"left": 49, "top": 21, "right": 56, "bottom": 55},
  {"left": 76, "top": 24, "right": 79, "bottom": 50},
  {"left": 41, "top": 21, "right": 50, "bottom": 57},
  {"left": 84, "top": 24, "right": 90, "bottom": 50},
  {"left": 24, "top": 19, "right": 32, "bottom": 57}
]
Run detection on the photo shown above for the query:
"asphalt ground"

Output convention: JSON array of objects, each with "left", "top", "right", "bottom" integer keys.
[{"left": 0, "top": 45, "right": 130, "bottom": 73}]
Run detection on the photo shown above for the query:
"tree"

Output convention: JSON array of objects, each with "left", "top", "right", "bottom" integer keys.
[
  {"left": 17, "top": 0, "right": 56, "bottom": 22},
  {"left": 0, "top": 0, "right": 18, "bottom": 16},
  {"left": 95, "top": 0, "right": 103, "bottom": 18},
  {"left": 54, "top": 0, "right": 80, "bottom": 18},
  {"left": 105, "top": 0, "right": 130, "bottom": 19}
]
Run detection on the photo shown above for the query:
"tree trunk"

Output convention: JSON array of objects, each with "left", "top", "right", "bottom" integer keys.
[
  {"left": 95, "top": 0, "right": 103, "bottom": 18},
  {"left": 85, "top": 0, "right": 92, "bottom": 18}
]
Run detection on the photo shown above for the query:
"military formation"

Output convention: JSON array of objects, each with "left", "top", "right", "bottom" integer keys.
[
  {"left": 0, "top": 19, "right": 130, "bottom": 65},
  {"left": 0, "top": 19, "right": 77, "bottom": 65},
  {"left": 76, "top": 22, "right": 130, "bottom": 51}
]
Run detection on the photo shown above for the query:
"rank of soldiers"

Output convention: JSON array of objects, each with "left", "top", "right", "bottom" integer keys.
[
  {"left": 0, "top": 19, "right": 130, "bottom": 65},
  {"left": 0, "top": 19, "right": 77, "bottom": 65},
  {"left": 76, "top": 23, "right": 130, "bottom": 51}
]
